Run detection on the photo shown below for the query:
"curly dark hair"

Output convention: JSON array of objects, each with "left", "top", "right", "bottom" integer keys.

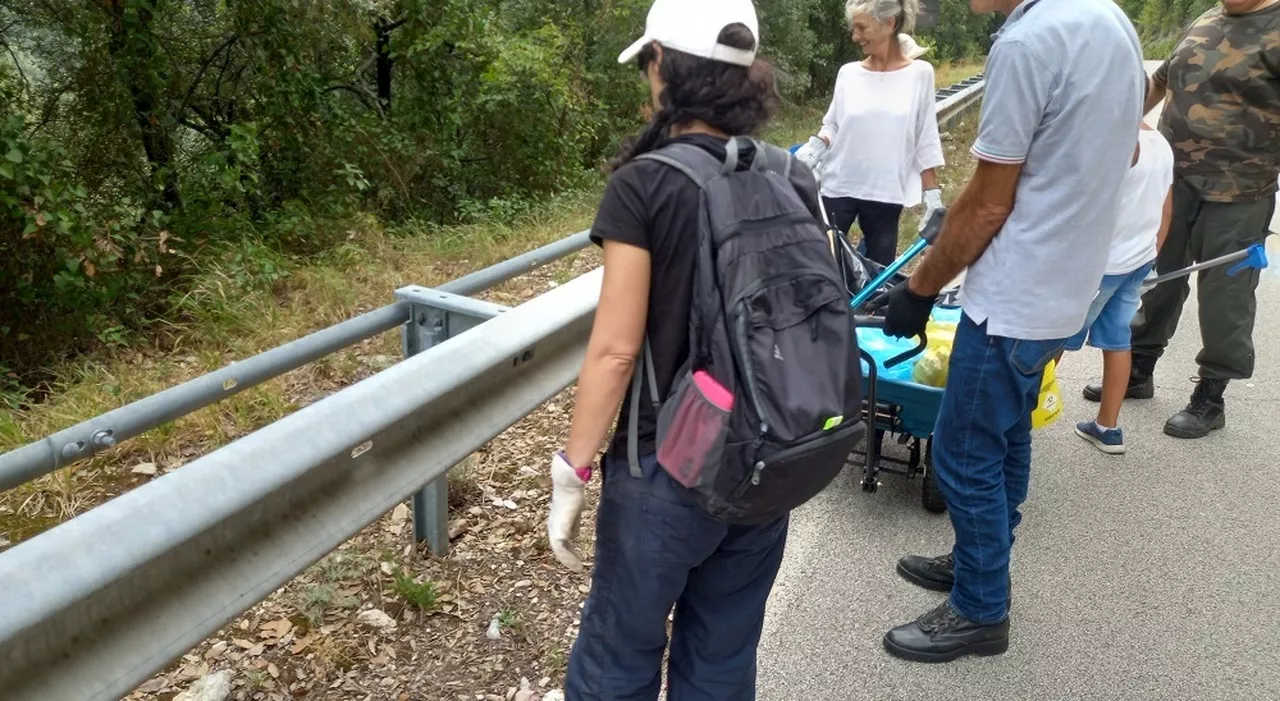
[{"left": 609, "top": 23, "right": 780, "bottom": 172}]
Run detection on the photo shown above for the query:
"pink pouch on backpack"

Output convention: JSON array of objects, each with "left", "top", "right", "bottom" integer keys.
[{"left": 656, "top": 370, "right": 735, "bottom": 489}]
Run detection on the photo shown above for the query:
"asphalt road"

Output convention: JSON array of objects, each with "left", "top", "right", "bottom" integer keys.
[{"left": 756, "top": 63, "right": 1280, "bottom": 701}]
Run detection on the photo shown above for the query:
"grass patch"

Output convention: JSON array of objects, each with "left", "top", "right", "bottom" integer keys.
[
  {"left": 246, "top": 669, "right": 271, "bottom": 689},
  {"left": 312, "top": 636, "right": 363, "bottom": 675},
  {"left": 497, "top": 607, "right": 522, "bottom": 630},
  {"left": 392, "top": 570, "right": 441, "bottom": 612},
  {"left": 934, "top": 59, "right": 986, "bottom": 88},
  {"left": 318, "top": 550, "right": 375, "bottom": 582},
  {"left": 547, "top": 646, "right": 568, "bottom": 673},
  {"left": 299, "top": 583, "right": 360, "bottom": 627}
]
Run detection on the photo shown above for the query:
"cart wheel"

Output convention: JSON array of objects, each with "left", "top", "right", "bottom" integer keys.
[{"left": 922, "top": 441, "right": 947, "bottom": 514}]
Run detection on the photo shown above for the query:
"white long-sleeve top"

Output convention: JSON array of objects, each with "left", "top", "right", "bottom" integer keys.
[{"left": 817, "top": 60, "right": 945, "bottom": 207}]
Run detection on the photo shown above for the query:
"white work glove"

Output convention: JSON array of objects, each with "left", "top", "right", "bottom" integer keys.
[
  {"left": 919, "top": 188, "right": 943, "bottom": 233},
  {"left": 795, "top": 135, "right": 829, "bottom": 174},
  {"left": 547, "top": 452, "right": 590, "bottom": 572}
]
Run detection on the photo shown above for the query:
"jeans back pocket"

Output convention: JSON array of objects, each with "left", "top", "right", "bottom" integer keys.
[{"left": 1009, "top": 338, "right": 1065, "bottom": 376}]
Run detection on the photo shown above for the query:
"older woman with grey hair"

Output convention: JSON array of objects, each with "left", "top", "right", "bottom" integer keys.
[{"left": 795, "top": 0, "right": 944, "bottom": 266}]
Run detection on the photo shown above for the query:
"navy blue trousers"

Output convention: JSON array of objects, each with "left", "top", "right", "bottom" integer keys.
[{"left": 564, "top": 452, "right": 788, "bottom": 701}]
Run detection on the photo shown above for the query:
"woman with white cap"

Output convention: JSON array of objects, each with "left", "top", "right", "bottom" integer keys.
[
  {"left": 542, "top": 0, "right": 823, "bottom": 697},
  {"left": 796, "top": 0, "right": 945, "bottom": 267}
]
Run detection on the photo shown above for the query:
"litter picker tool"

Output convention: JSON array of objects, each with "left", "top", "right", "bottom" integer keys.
[
  {"left": 1140, "top": 238, "right": 1271, "bottom": 291},
  {"left": 849, "top": 207, "right": 946, "bottom": 310}
]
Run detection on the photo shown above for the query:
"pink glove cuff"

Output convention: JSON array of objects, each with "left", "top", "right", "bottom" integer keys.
[{"left": 556, "top": 452, "right": 593, "bottom": 483}]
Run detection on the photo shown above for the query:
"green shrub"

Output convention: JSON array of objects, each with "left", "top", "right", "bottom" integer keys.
[{"left": 0, "top": 0, "right": 1010, "bottom": 380}]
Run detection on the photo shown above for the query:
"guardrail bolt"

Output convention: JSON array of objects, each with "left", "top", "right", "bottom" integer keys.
[
  {"left": 91, "top": 430, "right": 117, "bottom": 449},
  {"left": 61, "top": 441, "right": 85, "bottom": 459}
]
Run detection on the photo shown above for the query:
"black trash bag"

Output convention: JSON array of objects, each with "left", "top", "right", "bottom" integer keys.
[{"left": 832, "top": 232, "right": 907, "bottom": 310}]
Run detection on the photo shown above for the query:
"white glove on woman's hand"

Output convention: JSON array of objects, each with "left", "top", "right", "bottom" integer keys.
[
  {"left": 795, "top": 135, "right": 829, "bottom": 173},
  {"left": 547, "top": 452, "right": 590, "bottom": 572},
  {"left": 919, "top": 188, "right": 943, "bottom": 233}
]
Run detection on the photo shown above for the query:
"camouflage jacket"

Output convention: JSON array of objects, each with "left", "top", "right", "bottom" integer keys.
[{"left": 1153, "top": 4, "right": 1280, "bottom": 203}]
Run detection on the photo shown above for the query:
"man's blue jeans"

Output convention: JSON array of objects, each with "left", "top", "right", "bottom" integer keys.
[
  {"left": 564, "top": 452, "right": 788, "bottom": 701},
  {"left": 932, "top": 313, "right": 1065, "bottom": 624}
]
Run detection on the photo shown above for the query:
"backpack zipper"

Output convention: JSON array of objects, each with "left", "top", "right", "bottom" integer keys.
[
  {"left": 722, "top": 211, "right": 821, "bottom": 237},
  {"left": 752, "top": 419, "right": 864, "bottom": 487},
  {"left": 734, "top": 306, "right": 771, "bottom": 443},
  {"left": 732, "top": 272, "right": 843, "bottom": 310}
]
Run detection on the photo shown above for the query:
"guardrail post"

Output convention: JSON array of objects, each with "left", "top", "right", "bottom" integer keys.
[{"left": 395, "top": 286, "right": 509, "bottom": 554}]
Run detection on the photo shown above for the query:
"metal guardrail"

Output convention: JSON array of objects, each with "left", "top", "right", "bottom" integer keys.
[
  {"left": 0, "top": 230, "right": 593, "bottom": 493},
  {"left": 0, "top": 269, "right": 601, "bottom": 701},
  {"left": 0, "top": 75, "right": 986, "bottom": 701},
  {"left": 936, "top": 73, "right": 985, "bottom": 132}
]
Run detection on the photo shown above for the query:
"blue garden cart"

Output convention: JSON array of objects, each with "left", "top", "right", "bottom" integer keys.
[{"left": 834, "top": 210, "right": 955, "bottom": 513}]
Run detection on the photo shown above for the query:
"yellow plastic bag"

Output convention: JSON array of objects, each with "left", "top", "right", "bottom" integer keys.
[
  {"left": 911, "top": 319, "right": 958, "bottom": 388},
  {"left": 925, "top": 318, "right": 958, "bottom": 345},
  {"left": 1031, "top": 360, "right": 1063, "bottom": 429},
  {"left": 912, "top": 343, "right": 951, "bottom": 387}
]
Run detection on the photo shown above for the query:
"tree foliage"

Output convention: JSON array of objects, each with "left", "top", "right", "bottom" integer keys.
[
  {"left": 0, "top": 0, "right": 1002, "bottom": 379},
  {"left": 1120, "top": 0, "right": 1218, "bottom": 54}
]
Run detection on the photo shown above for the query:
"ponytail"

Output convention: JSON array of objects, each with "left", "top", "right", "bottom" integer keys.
[
  {"left": 608, "top": 24, "right": 779, "bottom": 173},
  {"left": 609, "top": 104, "right": 680, "bottom": 172}
]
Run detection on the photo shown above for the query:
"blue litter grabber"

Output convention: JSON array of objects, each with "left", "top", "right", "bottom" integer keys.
[
  {"left": 849, "top": 206, "right": 947, "bottom": 310},
  {"left": 1140, "top": 238, "right": 1271, "bottom": 291}
]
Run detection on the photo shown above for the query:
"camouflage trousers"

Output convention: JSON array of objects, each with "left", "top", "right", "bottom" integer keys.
[{"left": 1131, "top": 176, "right": 1277, "bottom": 380}]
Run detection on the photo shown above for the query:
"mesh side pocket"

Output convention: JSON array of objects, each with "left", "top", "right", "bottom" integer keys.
[{"left": 656, "top": 370, "right": 733, "bottom": 490}]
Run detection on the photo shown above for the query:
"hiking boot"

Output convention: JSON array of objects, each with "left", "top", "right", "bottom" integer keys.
[
  {"left": 883, "top": 601, "right": 1010, "bottom": 663},
  {"left": 896, "top": 553, "right": 1013, "bottom": 610},
  {"left": 1083, "top": 354, "right": 1156, "bottom": 402},
  {"left": 897, "top": 553, "right": 955, "bottom": 592},
  {"left": 1164, "top": 379, "right": 1227, "bottom": 439}
]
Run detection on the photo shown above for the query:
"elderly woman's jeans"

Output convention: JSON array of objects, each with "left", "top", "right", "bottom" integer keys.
[
  {"left": 821, "top": 195, "right": 903, "bottom": 267},
  {"left": 564, "top": 451, "right": 788, "bottom": 701}
]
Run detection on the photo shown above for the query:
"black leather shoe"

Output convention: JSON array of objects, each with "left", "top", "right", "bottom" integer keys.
[
  {"left": 897, "top": 553, "right": 1013, "bottom": 610},
  {"left": 883, "top": 601, "right": 1010, "bottom": 663},
  {"left": 1083, "top": 355, "right": 1156, "bottom": 402},
  {"left": 897, "top": 553, "right": 954, "bottom": 592},
  {"left": 1164, "top": 379, "right": 1227, "bottom": 439}
]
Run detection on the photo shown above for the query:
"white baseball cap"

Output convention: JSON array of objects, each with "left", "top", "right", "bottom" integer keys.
[{"left": 617, "top": 0, "right": 760, "bottom": 68}]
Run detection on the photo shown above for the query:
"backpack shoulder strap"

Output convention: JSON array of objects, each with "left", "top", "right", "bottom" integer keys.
[
  {"left": 625, "top": 142, "right": 725, "bottom": 479},
  {"left": 737, "top": 136, "right": 794, "bottom": 179},
  {"left": 626, "top": 339, "right": 661, "bottom": 478},
  {"left": 635, "top": 142, "right": 725, "bottom": 189}
]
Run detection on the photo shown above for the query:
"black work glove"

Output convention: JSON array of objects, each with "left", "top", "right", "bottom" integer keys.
[{"left": 867, "top": 280, "right": 936, "bottom": 339}]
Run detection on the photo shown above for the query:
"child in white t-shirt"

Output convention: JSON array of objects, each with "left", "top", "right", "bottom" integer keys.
[{"left": 1062, "top": 123, "right": 1174, "bottom": 454}]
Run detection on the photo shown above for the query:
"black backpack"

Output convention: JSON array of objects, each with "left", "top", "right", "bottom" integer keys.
[{"left": 625, "top": 136, "right": 865, "bottom": 525}]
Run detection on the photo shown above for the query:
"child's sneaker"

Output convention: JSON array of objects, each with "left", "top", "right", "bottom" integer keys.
[{"left": 1075, "top": 420, "right": 1125, "bottom": 454}]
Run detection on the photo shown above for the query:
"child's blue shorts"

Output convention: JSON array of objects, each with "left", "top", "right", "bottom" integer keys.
[{"left": 1064, "top": 260, "right": 1155, "bottom": 352}]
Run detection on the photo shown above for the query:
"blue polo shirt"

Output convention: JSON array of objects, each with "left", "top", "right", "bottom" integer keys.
[{"left": 958, "top": 0, "right": 1145, "bottom": 340}]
